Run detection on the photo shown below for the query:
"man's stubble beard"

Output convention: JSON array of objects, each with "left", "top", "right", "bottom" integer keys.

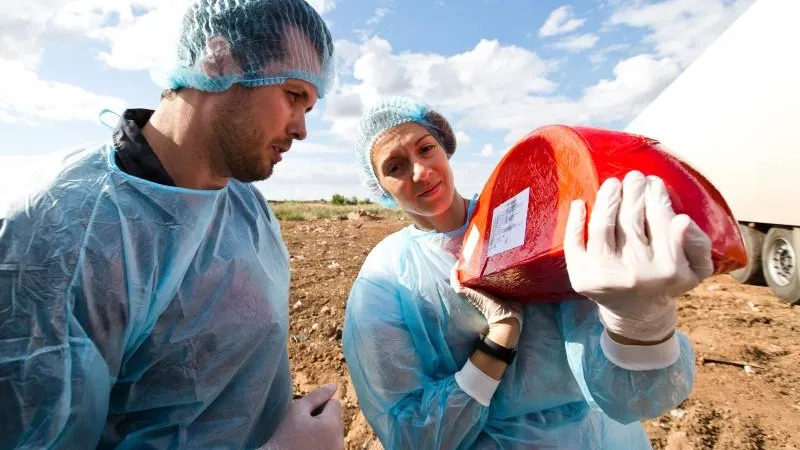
[{"left": 210, "top": 95, "right": 272, "bottom": 183}]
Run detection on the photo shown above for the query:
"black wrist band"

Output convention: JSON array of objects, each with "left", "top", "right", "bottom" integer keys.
[{"left": 474, "top": 334, "right": 517, "bottom": 364}]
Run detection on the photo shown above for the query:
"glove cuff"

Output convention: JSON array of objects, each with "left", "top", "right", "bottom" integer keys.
[
  {"left": 455, "top": 359, "right": 500, "bottom": 407},
  {"left": 600, "top": 329, "right": 680, "bottom": 371},
  {"left": 597, "top": 298, "right": 677, "bottom": 342}
]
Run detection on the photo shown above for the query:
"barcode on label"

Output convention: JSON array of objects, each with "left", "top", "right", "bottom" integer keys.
[{"left": 487, "top": 187, "right": 529, "bottom": 257}]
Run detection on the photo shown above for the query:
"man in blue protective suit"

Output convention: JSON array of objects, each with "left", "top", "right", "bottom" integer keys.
[{"left": 0, "top": 1, "right": 344, "bottom": 449}]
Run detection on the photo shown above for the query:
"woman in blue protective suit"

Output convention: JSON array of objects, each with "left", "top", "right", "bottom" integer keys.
[{"left": 341, "top": 96, "right": 714, "bottom": 449}]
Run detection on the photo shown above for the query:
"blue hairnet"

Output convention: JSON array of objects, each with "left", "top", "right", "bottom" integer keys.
[
  {"left": 154, "top": 0, "right": 335, "bottom": 98},
  {"left": 354, "top": 97, "right": 457, "bottom": 207},
  {"left": 342, "top": 196, "right": 696, "bottom": 449},
  {"left": 0, "top": 143, "right": 292, "bottom": 448}
]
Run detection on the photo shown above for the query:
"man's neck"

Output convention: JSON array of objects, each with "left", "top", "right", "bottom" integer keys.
[{"left": 142, "top": 97, "right": 230, "bottom": 190}]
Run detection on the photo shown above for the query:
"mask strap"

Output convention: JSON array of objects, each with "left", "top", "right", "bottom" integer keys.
[{"left": 98, "top": 109, "right": 122, "bottom": 130}]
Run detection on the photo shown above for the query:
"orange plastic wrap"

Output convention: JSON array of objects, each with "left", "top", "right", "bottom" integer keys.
[{"left": 455, "top": 125, "right": 747, "bottom": 303}]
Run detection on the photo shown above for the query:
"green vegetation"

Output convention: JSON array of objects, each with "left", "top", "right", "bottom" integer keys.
[
  {"left": 330, "top": 194, "right": 373, "bottom": 206},
  {"left": 269, "top": 194, "right": 406, "bottom": 221}
]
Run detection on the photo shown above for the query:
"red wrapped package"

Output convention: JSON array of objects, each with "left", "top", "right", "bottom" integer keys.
[{"left": 456, "top": 125, "right": 747, "bottom": 303}]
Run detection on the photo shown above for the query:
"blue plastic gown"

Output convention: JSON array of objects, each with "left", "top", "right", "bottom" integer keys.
[
  {"left": 0, "top": 143, "right": 291, "bottom": 449},
  {"left": 342, "top": 198, "right": 695, "bottom": 449}
]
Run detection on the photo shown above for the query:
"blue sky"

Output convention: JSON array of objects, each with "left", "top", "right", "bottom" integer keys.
[{"left": 0, "top": 0, "right": 755, "bottom": 203}]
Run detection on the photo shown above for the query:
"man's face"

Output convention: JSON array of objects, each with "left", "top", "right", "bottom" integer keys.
[
  {"left": 210, "top": 78, "right": 317, "bottom": 182},
  {"left": 207, "top": 24, "right": 320, "bottom": 183}
]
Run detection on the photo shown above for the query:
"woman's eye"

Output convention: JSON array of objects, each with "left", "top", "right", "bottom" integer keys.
[
  {"left": 387, "top": 161, "right": 404, "bottom": 175},
  {"left": 421, "top": 144, "right": 435, "bottom": 153}
]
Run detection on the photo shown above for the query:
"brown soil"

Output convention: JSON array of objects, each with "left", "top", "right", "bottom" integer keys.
[{"left": 281, "top": 217, "right": 800, "bottom": 450}]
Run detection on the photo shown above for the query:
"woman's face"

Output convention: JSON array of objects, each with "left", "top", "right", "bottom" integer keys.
[{"left": 371, "top": 122, "right": 457, "bottom": 217}]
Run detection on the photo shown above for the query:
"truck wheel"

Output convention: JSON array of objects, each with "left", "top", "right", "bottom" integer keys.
[
  {"left": 730, "top": 224, "right": 766, "bottom": 285},
  {"left": 762, "top": 227, "right": 800, "bottom": 304}
]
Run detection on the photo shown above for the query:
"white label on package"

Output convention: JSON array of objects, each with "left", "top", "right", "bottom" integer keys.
[{"left": 486, "top": 187, "right": 530, "bottom": 257}]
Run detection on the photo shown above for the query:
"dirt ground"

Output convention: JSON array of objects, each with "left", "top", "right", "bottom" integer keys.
[{"left": 281, "top": 216, "right": 799, "bottom": 450}]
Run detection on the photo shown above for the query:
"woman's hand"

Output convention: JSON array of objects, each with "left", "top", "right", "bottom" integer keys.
[
  {"left": 450, "top": 264, "right": 523, "bottom": 348},
  {"left": 563, "top": 171, "right": 713, "bottom": 343},
  {"left": 451, "top": 264, "right": 523, "bottom": 382}
]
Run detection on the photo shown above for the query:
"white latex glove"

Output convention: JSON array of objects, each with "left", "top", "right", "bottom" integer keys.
[
  {"left": 563, "top": 171, "right": 713, "bottom": 342},
  {"left": 263, "top": 384, "right": 344, "bottom": 450},
  {"left": 450, "top": 264, "right": 524, "bottom": 328}
]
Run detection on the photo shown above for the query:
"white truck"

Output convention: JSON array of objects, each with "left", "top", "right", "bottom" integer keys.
[{"left": 624, "top": 0, "right": 800, "bottom": 304}]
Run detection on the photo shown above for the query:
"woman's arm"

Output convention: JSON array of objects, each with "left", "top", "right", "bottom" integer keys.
[
  {"left": 557, "top": 299, "right": 695, "bottom": 424},
  {"left": 343, "top": 275, "right": 502, "bottom": 450}
]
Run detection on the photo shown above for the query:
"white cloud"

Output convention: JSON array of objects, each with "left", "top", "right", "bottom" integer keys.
[
  {"left": 0, "top": 0, "right": 130, "bottom": 67},
  {"left": 352, "top": 38, "right": 413, "bottom": 95},
  {"left": 324, "top": 36, "right": 559, "bottom": 141},
  {"left": 450, "top": 52, "right": 684, "bottom": 144},
  {"left": 0, "top": 1, "right": 177, "bottom": 62},
  {"left": 94, "top": 1, "right": 190, "bottom": 73},
  {"left": 314, "top": 0, "right": 753, "bottom": 147},
  {"left": 305, "top": 0, "right": 337, "bottom": 14},
  {"left": 355, "top": 0, "right": 396, "bottom": 39},
  {"left": 479, "top": 144, "right": 495, "bottom": 157},
  {"left": 539, "top": 5, "right": 586, "bottom": 37},
  {"left": 553, "top": 33, "right": 600, "bottom": 52},
  {"left": 608, "top": 0, "right": 756, "bottom": 66},
  {"left": 0, "top": 6, "right": 48, "bottom": 66},
  {"left": 322, "top": 31, "right": 686, "bottom": 145},
  {"left": 582, "top": 54, "right": 681, "bottom": 121},
  {"left": 588, "top": 43, "right": 631, "bottom": 64},
  {"left": 0, "top": 0, "right": 171, "bottom": 124},
  {"left": 450, "top": 159, "right": 497, "bottom": 197},
  {"left": 335, "top": 39, "right": 362, "bottom": 71},
  {"left": 0, "top": 59, "right": 126, "bottom": 125},
  {"left": 366, "top": 7, "right": 393, "bottom": 26},
  {"left": 325, "top": 91, "right": 364, "bottom": 119},
  {"left": 455, "top": 131, "right": 471, "bottom": 148}
]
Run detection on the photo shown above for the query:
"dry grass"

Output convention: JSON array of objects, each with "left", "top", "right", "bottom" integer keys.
[{"left": 269, "top": 201, "right": 407, "bottom": 221}]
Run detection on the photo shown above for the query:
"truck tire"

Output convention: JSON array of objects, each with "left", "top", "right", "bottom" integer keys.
[
  {"left": 730, "top": 224, "right": 766, "bottom": 285},
  {"left": 762, "top": 227, "right": 800, "bottom": 304}
]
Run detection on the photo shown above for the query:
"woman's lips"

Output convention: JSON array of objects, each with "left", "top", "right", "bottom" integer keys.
[{"left": 418, "top": 181, "right": 442, "bottom": 198}]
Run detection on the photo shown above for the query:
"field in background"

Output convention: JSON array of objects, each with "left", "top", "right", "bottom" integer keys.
[{"left": 269, "top": 200, "right": 408, "bottom": 222}]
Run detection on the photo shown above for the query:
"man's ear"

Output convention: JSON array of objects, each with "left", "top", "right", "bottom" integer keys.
[{"left": 202, "top": 35, "right": 237, "bottom": 78}]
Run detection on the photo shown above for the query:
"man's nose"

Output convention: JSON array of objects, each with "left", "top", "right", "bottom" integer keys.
[{"left": 288, "top": 112, "right": 307, "bottom": 141}]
